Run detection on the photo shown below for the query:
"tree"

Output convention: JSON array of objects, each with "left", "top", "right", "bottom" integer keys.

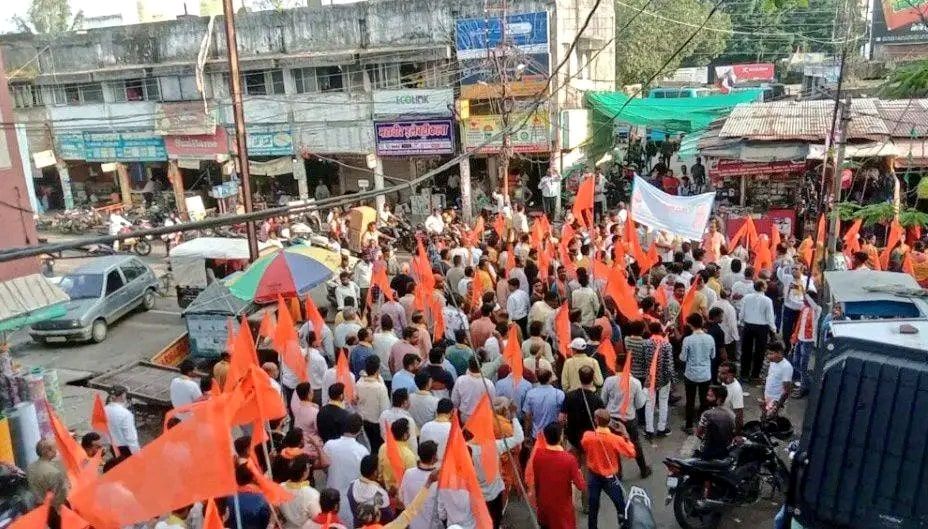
[
  {"left": 12, "top": 0, "right": 83, "bottom": 34},
  {"left": 881, "top": 61, "right": 928, "bottom": 99},
  {"left": 614, "top": 0, "right": 731, "bottom": 87}
]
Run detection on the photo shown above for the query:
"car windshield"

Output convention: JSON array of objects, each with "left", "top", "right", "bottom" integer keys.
[{"left": 60, "top": 273, "right": 104, "bottom": 300}]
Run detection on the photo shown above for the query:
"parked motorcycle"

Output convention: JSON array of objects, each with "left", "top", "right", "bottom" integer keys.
[
  {"left": 663, "top": 428, "right": 790, "bottom": 529},
  {"left": 118, "top": 225, "right": 152, "bottom": 256}
]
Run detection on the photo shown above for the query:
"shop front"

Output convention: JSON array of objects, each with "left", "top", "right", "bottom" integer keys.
[
  {"left": 244, "top": 123, "right": 298, "bottom": 209},
  {"left": 707, "top": 158, "right": 807, "bottom": 239}
]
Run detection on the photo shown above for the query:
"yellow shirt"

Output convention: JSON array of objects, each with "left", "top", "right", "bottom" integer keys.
[
  {"left": 560, "top": 353, "right": 604, "bottom": 393},
  {"left": 377, "top": 442, "right": 417, "bottom": 489}
]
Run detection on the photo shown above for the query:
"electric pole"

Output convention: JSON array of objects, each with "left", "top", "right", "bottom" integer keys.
[
  {"left": 222, "top": 0, "right": 259, "bottom": 262},
  {"left": 492, "top": 0, "right": 513, "bottom": 201},
  {"left": 825, "top": 98, "right": 851, "bottom": 266}
]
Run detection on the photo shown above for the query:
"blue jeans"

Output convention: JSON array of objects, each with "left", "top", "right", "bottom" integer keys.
[
  {"left": 774, "top": 505, "right": 788, "bottom": 529},
  {"left": 793, "top": 341, "right": 812, "bottom": 392},
  {"left": 588, "top": 472, "right": 625, "bottom": 529}
]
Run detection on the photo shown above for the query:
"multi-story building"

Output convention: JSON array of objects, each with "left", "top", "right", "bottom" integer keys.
[{"left": 0, "top": 0, "right": 613, "bottom": 220}]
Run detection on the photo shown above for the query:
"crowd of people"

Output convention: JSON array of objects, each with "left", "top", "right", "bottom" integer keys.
[{"left": 26, "top": 172, "right": 898, "bottom": 529}]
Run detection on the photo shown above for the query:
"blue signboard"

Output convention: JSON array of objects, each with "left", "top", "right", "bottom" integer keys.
[
  {"left": 55, "top": 133, "right": 85, "bottom": 160},
  {"left": 245, "top": 124, "right": 293, "bottom": 156},
  {"left": 375, "top": 119, "right": 455, "bottom": 156},
  {"left": 83, "top": 131, "right": 167, "bottom": 161},
  {"left": 455, "top": 11, "right": 549, "bottom": 60},
  {"left": 460, "top": 52, "right": 549, "bottom": 87}
]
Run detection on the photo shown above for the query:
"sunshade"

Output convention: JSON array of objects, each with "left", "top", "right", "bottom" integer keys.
[
  {"left": 285, "top": 245, "right": 344, "bottom": 272},
  {"left": 183, "top": 279, "right": 252, "bottom": 316},
  {"left": 0, "top": 274, "right": 70, "bottom": 332},
  {"left": 227, "top": 245, "right": 334, "bottom": 303}
]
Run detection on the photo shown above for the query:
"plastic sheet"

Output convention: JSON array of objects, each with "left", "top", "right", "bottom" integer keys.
[{"left": 8, "top": 401, "right": 40, "bottom": 468}]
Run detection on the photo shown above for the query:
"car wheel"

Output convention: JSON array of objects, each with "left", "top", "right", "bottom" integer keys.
[
  {"left": 91, "top": 319, "right": 108, "bottom": 343},
  {"left": 142, "top": 288, "right": 156, "bottom": 310}
]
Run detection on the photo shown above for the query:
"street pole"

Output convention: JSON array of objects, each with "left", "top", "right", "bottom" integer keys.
[
  {"left": 496, "top": 0, "right": 511, "bottom": 202},
  {"left": 825, "top": 98, "right": 851, "bottom": 267},
  {"left": 222, "top": 0, "right": 259, "bottom": 262}
]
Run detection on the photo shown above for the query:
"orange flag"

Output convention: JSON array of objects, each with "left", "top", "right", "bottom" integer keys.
[
  {"left": 288, "top": 297, "right": 302, "bottom": 322},
  {"left": 798, "top": 236, "right": 814, "bottom": 267},
  {"left": 414, "top": 238, "right": 436, "bottom": 293},
  {"left": 880, "top": 219, "right": 904, "bottom": 270},
  {"left": 225, "top": 319, "right": 260, "bottom": 392},
  {"left": 202, "top": 498, "right": 223, "bottom": 529},
  {"left": 246, "top": 454, "right": 294, "bottom": 505},
  {"left": 554, "top": 302, "right": 571, "bottom": 358},
  {"left": 437, "top": 415, "right": 493, "bottom": 529},
  {"left": 69, "top": 394, "right": 238, "bottom": 529},
  {"left": 493, "top": 214, "right": 507, "bottom": 240},
  {"left": 304, "top": 294, "right": 326, "bottom": 344},
  {"left": 753, "top": 242, "right": 773, "bottom": 272},
  {"left": 816, "top": 213, "right": 827, "bottom": 243},
  {"left": 368, "top": 265, "right": 396, "bottom": 306},
  {"left": 257, "top": 311, "right": 277, "bottom": 340},
  {"left": 430, "top": 296, "right": 445, "bottom": 342},
  {"left": 745, "top": 216, "right": 759, "bottom": 250},
  {"left": 336, "top": 350, "right": 355, "bottom": 402},
  {"left": 91, "top": 393, "right": 110, "bottom": 438},
  {"left": 902, "top": 251, "right": 916, "bottom": 276},
  {"left": 274, "top": 296, "right": 309, "bottom": 383},
  {"left": 503, "top": 324, "right": 524, "bottom": 385},
  {"left": 653, "top": 285, "right": 668, "bottom": 308},
  {"left": 645, "top": 244, "right": 660, "bottom": 272},
  {"left": 60, "top": 505, "right": 90, "bottom": 529},
  {"left": 605, "top": 267, "right": 640, "bottom": 321},
  {"left": 648, "top": 335, "right": 665, "bottom": 400},
  {"left": 537, "top": 240, "right": 550, "bottom": 280},
  {"left": 619, "top": 350, "right": 633, "bottom": 416},
  {"left": 467, "top": 217, "right": 485, "bottom": 248},
  {"left": 572, "top": 176, "right": 595, "bottom": 228},
  {"left": 770, "top": 225, "right": 782, "bottom": 254},
  {"left": 843, "top": 218, "right": 862, "bottom": 254},
  {"left": 505, "top": 244, "right": 516, "bottom": 278},
  {"left": 624, "top": 215, "right": 651, "bottom": 274},
  {"left": 10, "top": 494, "right": 50, "bottom": 529},
  {"left": 463, "top": 394, "right": 499, "bottom": 483},
  {"left": 469, "top": 273, "right": 484, "bottom": 312},
  {"left": 49, "top": 409, "right": 90, "bottom": 487},
  {"left": 728, "top": 221, "right": 748, "bottom": 250},
  {"left": 383, "top": 419, "right": 407, "bottom": 489},
  {"left": 599, "top": 339, "right": 618, "bottom": 374},
  {"left": 230, "top": 366, "right": 288, "bottom": 429},
  {"left": 680, "top": 277, "right": 701, "bottom": 324}
]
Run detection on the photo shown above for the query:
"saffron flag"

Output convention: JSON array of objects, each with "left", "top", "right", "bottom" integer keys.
[
  {"left": 368, "top": 265, "right": 396, "bottom": 306},
  {"left": 648, "top": 336, "right": 664, "bottom": 400},
  {"left": 336, "top": 350, "right": 355, "bottom": 402},
  {"left": 202, "top": 499, "right": 223, "bottom": 529},
  {"left": 537, "top": 240, "right": 550, "bottom": 280},
  {"left": 437, "top": 415, "right": 493, "bottom": 529},
  {"left": 645, "top": 244, "right": 660, "bottom": 273},
  {"left": 288, "top": 297, "right": 302, "bottom": 323},
  {"left": 619, "top": 350, "right": 633, "bottom": 416},
  {"left": 572, "top": 176, "right": 595, "bottom": 228},
  {"left": 304, "top": 294, "right": 327, "bottom": 345},
  {"left": 91, "top": 393, "right": 110, "bottom": 439},
  {"left": 274, "top": 296, "right": 309, "bottom": 383},
  {"left": 745, "top": 216, "right": 759, "bottom": 250},
  {"left": 257, "top": 311, "right": 276, "bottom": 340},
  {"left": 816, "top": 213, "right": 826, "bottom": 244},
  {"left": 69, "top": 395, "right": 238, "bottom": 529},
  {"left": 554, "top": 303, "right": 571, "bottom": 358},
  {"left": 798, "top": 236, "right": 814, "bottom": 267},
  {"left": 880, "top": 219, "right": 904, "bottom": 270},
  {"left": 625, "top": 215, "right": 651, "bottom": 274},
  {"left": 230, "top": 366, "right": 288, "bottom": 430},
  {"left": 493, "top": 214, "right": 507, "bottom": 240},
  {"left": 843, "top": 218, "right": 862, "bottom": 254},
  {"left": 654, "top": 285, "right": 668, "bottom": 308},
  {"left": 902, "top": 251, "right": 916, "bottom": 277},
  {"left": 469, "top": 273, "right": 484, "bottom": 313},
  {"left": 599, "top": 339, "right": 618, "bottom": 374},
  {"left": 10, "top": 494, "right": 50, "bottom": 529},
  {"left": 503, "top": 324, "right": 523, "bottom": 385},
  {"left": 753, "top": 240, "right": 773, "bottom": 272},
  {"left": 49, "top": 410, "right": 91, "bottom": 487},
  {"left": 605, "top": 267, "right": 640, "bottom": 321},
  {"left": 680, "top": 277, "right": 701, "bottom": 323},
  {"left": 60, "top": 505, "right": 90, "bottom": 529},
  {"left": 224, "top": 319, "right": 261, "bottom": 392},
  {"left": 770, "top": 225, "right": 782, "bottom": 254},
  {"left": 463, "top": 394, "right": 500, "bottom": 483},
  {"left": 383, "top": 419, "right": 407, "bottom": 489},
  {"left": 466, "top": 217, "right": 485, "bottom": 248},
  {"left": 431, "top": 296, "right": 445, "bottom": 343}
]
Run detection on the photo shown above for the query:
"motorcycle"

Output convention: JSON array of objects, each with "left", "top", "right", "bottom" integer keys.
[
  {"left": 663, "top": 427, "right": 791, "bottom": 529},
  {"left": 118, "top": 225, "right": 152, "bottom": 256}
]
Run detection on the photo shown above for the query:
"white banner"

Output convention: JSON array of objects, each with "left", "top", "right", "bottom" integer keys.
[{"left": 630, "top": 176, "right": 716, "bottom": 241}]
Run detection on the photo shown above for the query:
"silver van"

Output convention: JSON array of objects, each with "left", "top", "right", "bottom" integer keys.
[{"left": 29, "top": 255, "right": 160, "bottom": 343}]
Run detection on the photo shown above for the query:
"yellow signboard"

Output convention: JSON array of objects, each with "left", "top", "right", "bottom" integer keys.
[{"left": 461, "top": 112, "right": 551, "bottom": 154}]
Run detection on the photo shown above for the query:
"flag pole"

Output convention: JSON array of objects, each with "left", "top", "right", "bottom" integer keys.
[
  {"left": 233, "top": 492, "right": 244, "bottom": 529},
  {"left": 262, "top": 423, "right": 275, "bottom": 481}
]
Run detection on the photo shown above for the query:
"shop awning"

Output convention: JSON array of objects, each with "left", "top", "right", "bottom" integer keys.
[
  {"left": 0, "top": 274, "right": 70, "bottom": 333},
  {"left": 806, "top": 143, "right": 901, "bottom": 160}
]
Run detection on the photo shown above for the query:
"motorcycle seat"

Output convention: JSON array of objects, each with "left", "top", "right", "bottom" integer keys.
[{"left": 685, "top": 457, "right": 733, "bottom": 470}]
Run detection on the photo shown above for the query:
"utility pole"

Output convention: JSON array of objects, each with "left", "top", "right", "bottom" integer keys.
[
  {"left": 825, "top": 97, "right": 851, "bottom": 266},
  {"left": 222, "top": 0, "right": 259, "bottom": 262},
  {"left": 493, "top": 0, "right": 512, "bottom": 201}
]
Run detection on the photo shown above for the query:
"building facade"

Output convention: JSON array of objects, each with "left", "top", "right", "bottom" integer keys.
[{"left": 1, "top": 0, "right": 614, "bottom": 220}]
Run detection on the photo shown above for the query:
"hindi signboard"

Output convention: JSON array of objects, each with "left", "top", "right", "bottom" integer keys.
[{"left": 374, "top": 119, "right": 455, "bottom": 156}]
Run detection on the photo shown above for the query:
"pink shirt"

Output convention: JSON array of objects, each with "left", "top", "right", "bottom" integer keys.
[
  {"left": 702, "top": 232, "right": 724, "bottom": 263},
  {"left": 290, "top": 395, "right": 322, "bottom": 457},
  {"left": 389, "top": 340, "right": 421, "bottom": 373}
]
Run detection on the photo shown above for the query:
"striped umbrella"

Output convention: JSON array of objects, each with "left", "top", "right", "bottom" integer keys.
[{"left": 228, "top": 245, "right": 336, "bottom": 303}]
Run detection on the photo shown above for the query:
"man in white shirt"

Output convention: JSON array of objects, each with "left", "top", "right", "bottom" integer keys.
[
  {"left": 300, "top": 321, "right": 336, "bottom": 363},
  {"left": 721, "top": 259, "right": 745, "bottom": 292},
  {"left": 379, "top": 388, "right": 419, "bottom": 450},
  {"left": 334, "top": 272, "right": 362, "bottom": 312},
  {"left": 571, "top": 269, "right": 600, "bottom": 327},
  {"left": 305, "top": 339, "right": 328, "bottom": 404},
  {"left": 408, "top": 371, "right": 439, "bottom": 428},
  {"left": 419, "top": 399, "right": 454, "bottom": 461},
  {"left": 719, "top": 362, "right": 744, "bottom": 434},
  {"left": 451, "top": 358, "right": 496, "bottom": 422},
  {"left": 505, "top": 278, "right": 531, "bottom": 337},
  {"left": 169, "top": 360, "right": 202, "bottom": 421},
  {"left": 399, "top": 441, "right": 440, "bottom": 529},
  {"left": 323, "top": 414, "right": 369, "bottom": 524},
  {"left": 353, "top": 258, "right": 373, "bottom": 312},
  {"left": 764, "top": 342, "right": 793, "bottom": 413},
  {"left": 333, "top": 308, "right": 362, "bottom": 350},
  {"left": 104, "top": 385, "right": 140, "bottom": 455},
  {"left": 739, "top": 280, "right": 777, "bottom": 381},
  {"left": 372, "top": 317, "right": 400, "bottom": 387},
  {"left": 355, "top": 356, "right": 390, "bottom": 454},
  {"left": 777, "top": 263, "right": 816, "bottom": 346},
  {"left": 711, "top": 290, "right": 739, "bottom": 359},
  {"left": 424, "top": 208, "right": 445, "bottom": 235},
  {"left": 539, "top": 168, "right": 561, "bottom": 219},
  {"left": 730, "top": 266, "right": 756, "bottom": 314}
]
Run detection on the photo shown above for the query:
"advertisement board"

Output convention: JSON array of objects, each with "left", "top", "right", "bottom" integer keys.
[
  {"left": 164, "top": 128, "right": 231, "bottom": 159},
  {"left": 455, "top": 11, "right": 549, "bottom": 60},
  {"left": 461, "top": 113, "right": 550, "bottom": 154},
  {"left": 245, "top": 124, "right": 293, "bottom": 156},
  {"left": 715, "top": 63, "right": 775, "bottom": 92},
  {"left": 872, "top": 0, "right": 928, "bottom": 44},
  {"left": 663, "top": 66, "right": 709, "bottom": 84},
  {"left": 375, "top": 119, "right": 455, "bottom": 156},
  {"left": 155, "top": 102, "right": 216, "bottom": 136},
  {"left": 83, "top": 131, "right": 167, "bottom": 162},
  {"left": 372, "top": 89, "right": 453, "bottom": 118},
  {"left": 55, "top": 133, "right": 85, "bottom": 160}
]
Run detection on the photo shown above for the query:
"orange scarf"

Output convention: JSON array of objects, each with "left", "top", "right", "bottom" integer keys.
[{"left": 648, "top": 335, "right": 666, "bottom": 400}]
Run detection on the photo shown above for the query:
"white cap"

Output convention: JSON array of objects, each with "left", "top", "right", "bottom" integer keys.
[{"left": 570, "top": 337, "right": 588, "bottom": 350}]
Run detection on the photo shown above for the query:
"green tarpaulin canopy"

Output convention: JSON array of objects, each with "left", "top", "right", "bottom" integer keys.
[
  {"left": 0, "top": 274, "right": 69, "bottom": 333},
  {"left": 585, "top": 90, "right": 762, "bottom": 159}
]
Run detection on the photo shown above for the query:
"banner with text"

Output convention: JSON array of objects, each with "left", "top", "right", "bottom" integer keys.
[
  {"left": 630, "top": 176, "right": 716, "bottom": 241},
  {"left": 461, "top": 113, "right": 550, "bottom": 154},
  {"left": 375, "top": 119, "right": 454, "bottom": 156}
]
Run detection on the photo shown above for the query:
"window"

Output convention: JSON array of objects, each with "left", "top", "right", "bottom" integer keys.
[
  {"left": 399, "top": 63, "right": 425, "bottom": 88},
  {"left": 121, "top": 262, "right": 148, "bottom": 282},
  {"left": 159, "top": 75, "right": 201, "bottom": 101},
  {"left": 113, "top": 78, "right": 161, "bottom": 102},
  {"left": 10, "top": 84, "right": 43, "bottom": 108},
  {"left": 293, "top": 67, "right": 318, "bottom": 93},
  {"left": 365, "top": 63, "right": 399, "bottom": 89},
  {"left": 52, "top": 83, "right": 103, "bottom": 105},
  {"left": 243, "top": 70, "right": 285, "bottom": 95},
  {"left": 316, "top": 66, "right": 344, "bottom": 93},
  {"left": 105, "top": 270, "right": 125, "bottom": 295}
]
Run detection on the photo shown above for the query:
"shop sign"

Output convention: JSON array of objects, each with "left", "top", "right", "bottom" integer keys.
[
  {"left": 83, "top": 131, "right": 167, "bottom": 162},
  {"left": 245, "top": 124, "right": 293, "bottom": 156},
  {"left": 155, "top": 102, "right": 216, "bottom": 136},
  {"left": 372, "top": 89, "right": 453, "bottom": 118},
  {"left": 714, "top": 63, "right": 776, "bottom": 91},
  {"left": 461, "top": 113, "right": 550, "bottom": 154},
  {"left": 455, "top": 12, "right": 549, "bottom": 60},
  {"left": 664, "top": 67, "right": 709, "bottom": 85},
  {"left": 710, "top": 159, "right": 805, "bottom": 177},
  {"left": 249, "top": 157, "right": 293, "bottom": 176},
  {"left": 165, "top": 128, "right": 231, "bottom": 159},
  {"left": 55, "top": 133, "right": 85, "bottom": 160},
  {"left": 32, "top": 150, "right": 56, "bottom": 169},
  {"left": 210, "top": 181, "right": 240, "bottom": 199},
  {"left": 872, "top": 0, "right": 928, "bottom": 44},
  {"left": 375, "top": 119, "right": 455, "bottom": 156}
]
